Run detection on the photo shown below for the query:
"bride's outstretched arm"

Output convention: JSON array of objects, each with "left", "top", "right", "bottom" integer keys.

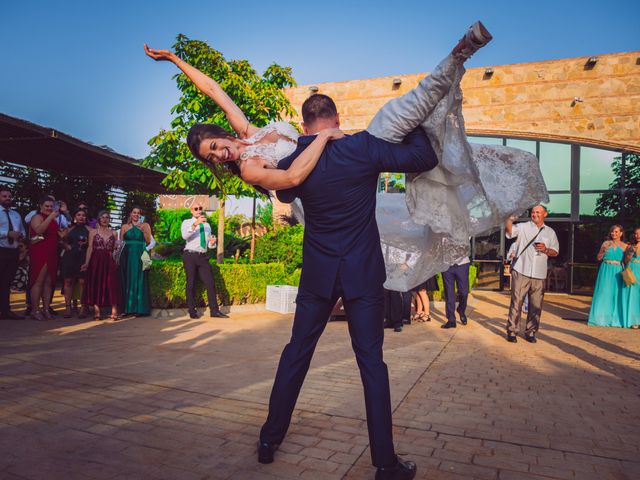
[
  {"left": 144, "top": 44, "right": 259, "bottom": 139},
  {"left": 241, "top": 128, "right": 344, "bottom": 190}
]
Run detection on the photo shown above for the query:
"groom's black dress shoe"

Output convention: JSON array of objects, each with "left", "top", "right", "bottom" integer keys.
[
  {"left": 375, "top": 457, "right": 417, "bottom": 480},
  {"left": 524, "top": 334, "right": 537, "bottom": 343},
  {"left": 506, "top": 334, "right": 518, "bottom": 343},
  {"left": 188, "top": 310, "right": 201, "bottom": 319},
  {"left": 210, "top": 310, "right": 229, "bottom": 318},
  {"left": 459, "top": 314, "right": 468, "bottom": 325},
  {"left": 257, "top": 441, "right": 278, "bottom": 464},
  {"left": 441, "top": 322, "right": 456, "bottom": 329}
]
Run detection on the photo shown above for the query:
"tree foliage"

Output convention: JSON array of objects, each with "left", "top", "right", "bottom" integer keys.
[
  {"left": 0, "top": 161, "right": 114, "bottom": 218},
  {"left": 594, "top": 154, "right": 640, "bottom": 226},
  {"left": 143, "top": 34, "right": 298, "bottom": 199}
]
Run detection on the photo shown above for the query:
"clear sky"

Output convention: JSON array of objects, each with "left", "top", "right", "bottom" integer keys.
[{"left": 2, "top": 0, "right": 638, "bottom": 160}]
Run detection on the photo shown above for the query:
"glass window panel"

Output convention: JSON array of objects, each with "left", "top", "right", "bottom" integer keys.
[
  {"left": 539, "top": 142, "right": 571, "bottom": 191},
  {"left": 623, "top": 153, "right": 639, "bottom": 188},
  {"left": 543, "top": 193, "right": 571, "bottom": 217},
  {"left": 580, "top": 147, "right": 619, "bottom": 190},
  {"left": 506, "top": 138, "right": 536, "bottom": 155},
  {"left": 467, "top": 136, "right": 503, "bottom": 145},
  {"left": 580, "top": 192, "right": 619, "bottom": 218}
]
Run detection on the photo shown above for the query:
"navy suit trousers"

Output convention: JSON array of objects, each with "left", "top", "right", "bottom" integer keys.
[
  {"left": 442, "top": 263, "right": 470, "bottom": 323},
  {"left": 260, "top": 278, "right": 397, "bottom": 467}
]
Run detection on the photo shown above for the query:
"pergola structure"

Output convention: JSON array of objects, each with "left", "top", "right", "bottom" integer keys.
[{"left": 0, "top": 113, "right": 173, "bottom": 193}]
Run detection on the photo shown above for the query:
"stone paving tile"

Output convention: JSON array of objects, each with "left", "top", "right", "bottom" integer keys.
[{"left": 1, "top": 291, "right": 639, "bottom": 479}]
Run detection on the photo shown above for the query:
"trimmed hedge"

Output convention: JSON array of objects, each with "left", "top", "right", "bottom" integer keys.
[
  {"left": 148, "top": 261, "right": 478, "bottom": 307},
  {"left": 149, "top": 260, "right": 289, "bottom": 307}
]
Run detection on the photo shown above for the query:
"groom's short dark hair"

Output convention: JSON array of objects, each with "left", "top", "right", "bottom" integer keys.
[{"left": 301, "top": 94, "right": 338, "bottom": 125}]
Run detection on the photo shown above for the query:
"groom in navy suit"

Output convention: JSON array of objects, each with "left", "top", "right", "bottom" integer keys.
[{"left": 258, "top": 94, "right": 437, "bottom": 479}]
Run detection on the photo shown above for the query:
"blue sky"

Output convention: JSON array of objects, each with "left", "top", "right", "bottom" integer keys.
[{"left": 2, "top": 0, "right": 638, "bottom": 159}]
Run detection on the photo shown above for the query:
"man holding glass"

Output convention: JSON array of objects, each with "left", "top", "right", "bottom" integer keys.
[
  {"left": 181, "top": 203, "right": 228, "bottom": 319},
  {"left": 504, "top": 205, "right": 558, "bottom": 343}
]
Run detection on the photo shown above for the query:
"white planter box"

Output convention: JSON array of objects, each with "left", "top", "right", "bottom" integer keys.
[{"left": 266, "top": 285, "right": 298, "bottom": 314}]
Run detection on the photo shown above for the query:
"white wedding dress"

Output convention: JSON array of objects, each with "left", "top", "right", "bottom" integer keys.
[{"left": 241, "top": 53, "right": 548, "bottom": 292}]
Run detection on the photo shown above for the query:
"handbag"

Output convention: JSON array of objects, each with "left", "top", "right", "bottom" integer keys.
[
  {"left": 621, "top": 266, "right": 638, "bottom": 287},
  {"left": 113, "top": 239, "right": 124, "bottom": 265},
  {"left": 141, "top": 250, "right": 152, "bottom": 271}
]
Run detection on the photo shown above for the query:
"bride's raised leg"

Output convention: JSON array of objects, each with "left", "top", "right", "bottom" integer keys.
[{"left": 367, "top": 21, "right": 492, "bottom": 144}]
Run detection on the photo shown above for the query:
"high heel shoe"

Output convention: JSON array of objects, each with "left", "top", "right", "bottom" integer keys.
[
  {"left": 452, "top": 21, "right": 493, "bottom": 60},
  {"left": 31, "top": 310, "right": 47, "bottom": 321},
  {"left": 63, "top": 303, "right": 72, "bottom": 319}
]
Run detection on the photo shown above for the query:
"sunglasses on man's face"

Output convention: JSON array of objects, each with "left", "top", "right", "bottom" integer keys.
[{"left": 193, "top": 207, "right": 203, "bottom": 211}]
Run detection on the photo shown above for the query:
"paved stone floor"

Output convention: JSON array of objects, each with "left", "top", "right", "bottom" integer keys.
[{"left": 1, "top": 292, "right": 639, "bottom": 480}]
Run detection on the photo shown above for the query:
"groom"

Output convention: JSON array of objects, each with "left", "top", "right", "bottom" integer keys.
[{"left": 258, "top": 94, "right": 438, "bottom": 479}]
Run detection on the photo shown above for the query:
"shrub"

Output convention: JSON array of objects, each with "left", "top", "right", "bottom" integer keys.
[
  {"left": 155, "top": 208, "right": 192, "bottom": 243},
  {"left": 253, "top": 224, "right": 304, "bottom": 274},
  {"left": 149, "top": 260, "right": 288, "bottom": 307}
]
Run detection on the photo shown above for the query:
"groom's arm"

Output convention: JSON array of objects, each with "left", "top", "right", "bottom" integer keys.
[{"left": 368, "top": 128, "right": 438, "bottom": 173}]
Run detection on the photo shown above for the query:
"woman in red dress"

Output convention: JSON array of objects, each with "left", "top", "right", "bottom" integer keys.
[
  {"left": 81, "top": 211, "right": 122, "bottom": 320},
  {"left": 28, "top": 197, "right": 61, "bottom": 321}
]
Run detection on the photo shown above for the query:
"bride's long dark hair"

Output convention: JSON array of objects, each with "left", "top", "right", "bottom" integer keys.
[{"left": 187, "top": 123, "right": 269, "bottom": 196}]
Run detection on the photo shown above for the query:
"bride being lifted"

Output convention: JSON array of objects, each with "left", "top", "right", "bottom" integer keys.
[{"left": 145, "top": 21, "right": 548, "bottom": 291}]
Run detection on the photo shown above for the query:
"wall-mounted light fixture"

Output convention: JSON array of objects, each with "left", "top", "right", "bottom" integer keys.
[
  {"left": 483, "top": 67, "right": 494, "bottom": 79},
  {"left": 392, "top": 78, "right": 402, "bottom": 90},
  {"left": 584, "top": 56, "right": 598, "bottom": 69},
  {"left": 309, "top": 85, "right": 319, "bottom": 93},
  {"left": 571, "top": 96, "right": 584, "bottom": 107}
]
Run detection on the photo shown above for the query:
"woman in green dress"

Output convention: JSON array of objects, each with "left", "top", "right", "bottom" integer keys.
[
  {"left": 118, "top": 207, "right": 152, "bottom": 316},
  {"left": 588, "top": 225, "right": 627, "bottom": 327},
  {"left": 622, "top": 226, "right": 640, "bottom": 328}
]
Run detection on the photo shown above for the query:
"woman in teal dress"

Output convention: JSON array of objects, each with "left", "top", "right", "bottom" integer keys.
[
  {"left": 588, "top": 225, "right": 627, "bottom": 327},
  {"left": 118, "top": 207, "right": 152, "bottom": 316},
  {"left": 622, "top": 226, "right": 640, "bottom": 328}
]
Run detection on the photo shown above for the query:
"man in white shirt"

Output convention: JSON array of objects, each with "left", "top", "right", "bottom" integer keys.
[
  {"left": 0, "top": 186, "right": 26, "bottom": 320},
  {"left": 505, "top": 205, "right": 559, "bottom": 343},
  {"left": 181, "top": 202, "right": 228, "bottom": 319},
  {"left": 441, "top": 255, "right": 471, "bottom": 329}
]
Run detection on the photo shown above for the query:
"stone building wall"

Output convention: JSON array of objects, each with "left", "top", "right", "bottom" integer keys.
[{"left": 285, "top": 51, "right": 640, "bottom": 153}]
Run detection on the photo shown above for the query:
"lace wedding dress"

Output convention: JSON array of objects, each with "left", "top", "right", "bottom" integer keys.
[{"left": 241, "top": 54, "right": 548, "bottom": 292}]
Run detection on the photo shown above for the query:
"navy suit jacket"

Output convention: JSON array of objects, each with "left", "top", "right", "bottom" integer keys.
[{"left": 276, "top": 129, "right": 437, "bottom": 300}]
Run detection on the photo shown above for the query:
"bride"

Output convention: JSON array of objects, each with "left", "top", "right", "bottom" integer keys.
[{"left": 145, "top": 21, "right": 548, "bottom": 291}]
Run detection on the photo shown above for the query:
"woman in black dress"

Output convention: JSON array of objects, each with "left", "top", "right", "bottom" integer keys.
[{"left": 60, "top": 209, "right": 91, "bottom": 318}]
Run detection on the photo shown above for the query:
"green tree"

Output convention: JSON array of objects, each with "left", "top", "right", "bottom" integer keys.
[
  {"left": 594, "top": 154, "right": 640, "bottom": 226},
  {"left": 143, "top": 34, "right": 297, "bottom": 262}
]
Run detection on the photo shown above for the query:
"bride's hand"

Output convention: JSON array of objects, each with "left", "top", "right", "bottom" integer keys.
[
  {"left": 319, "top": 128, "right": 345, "bottom": 141},
  {"left": 144, "top": 44, "right": 176, "bottom": 63}
]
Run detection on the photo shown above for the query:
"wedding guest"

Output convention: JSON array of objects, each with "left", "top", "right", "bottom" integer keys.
[
  {"left": 588, "top": 225, "right": 627, "bottom": 328},
  {"left": 28, "top": 196, "right": 61, "bottom": 321},
  {"left": 119, "top": 206, "right": 152, "bottom": 317},
  {"left": 507, "top": 241, "right": 528, "bottom": 314},
  {"left": 505, "top": 205, "right": 559, "bottom": 343},
  {"left": 11, "top": 238, "right": 29, "bottom": 294},
  {"left": 25, "top": 196, "right": 70, "bottom": 229},
  {"left": 181, "top": 203, "right": 228, "bottom": 319},
  {"left": 0, "top": 186, "right": 26, "bottom": 320},
  {"left": 622, "top": 227, "right": 640, "bottom": 328},
  {"left": 81, "top": 211, "right": 122, "bottom": 320},
  {"left": 60, "top": 209, "right": 90, "bottom": 318},
  {"left": 412, "top": 276, "right": 437, "bottom": 323},
  {"left": 441, "top": 256, "right": 470, "bottom": 329},
  {"left": 77, "top": 201, "right": 97, "bottom": 229}
]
